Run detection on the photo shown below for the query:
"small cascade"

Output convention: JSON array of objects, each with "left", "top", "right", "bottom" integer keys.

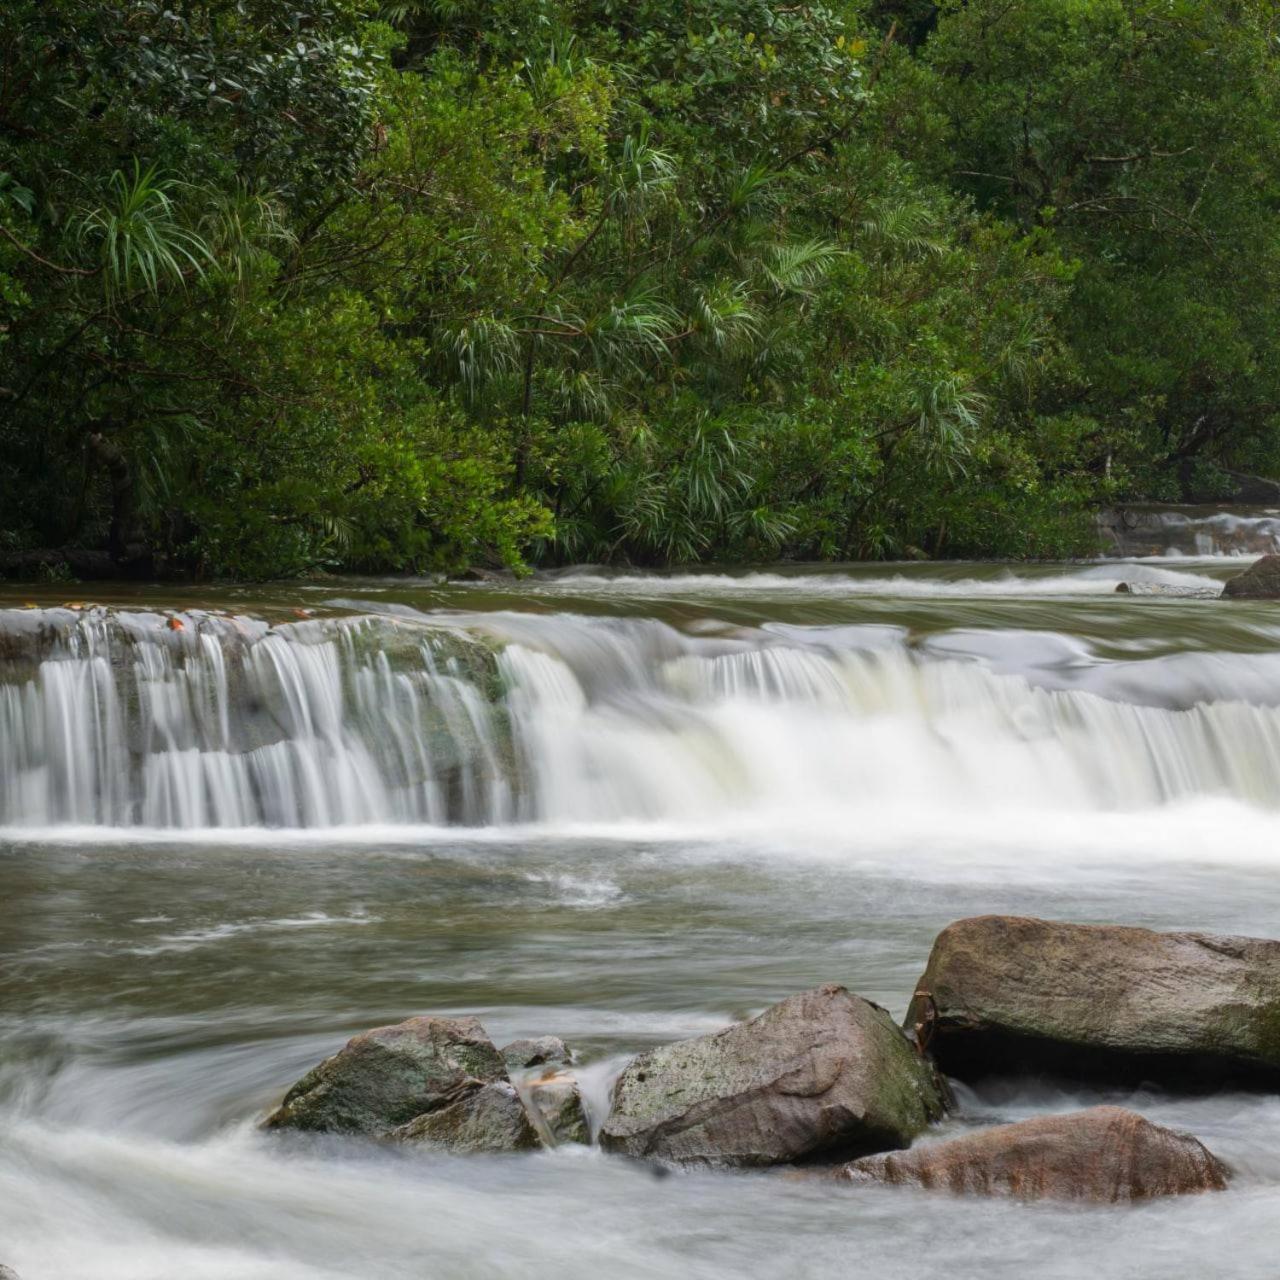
[
  {"left": 0, "top": 609, "right": 512, "bottom": 828},
  {"left": 1099, "top": 506, "right": 1280, "bottom": 558},
  {"left": 4, "top": 603, "right": 1280, "bottom": 829}
]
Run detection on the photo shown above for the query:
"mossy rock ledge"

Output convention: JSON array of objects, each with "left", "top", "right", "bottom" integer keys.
[
  {"left": 907, "top": 916, "right": 1280, "bottom": 1086},
  {"left": 262, "top": 1015, "right": 541, "bottom": 1153},
  {"left": 598, "top": 984, "right": 948, "bottom": 1168},
  {"left": 837, "top": 1107, "right": 1228, "bottom": 1203}
]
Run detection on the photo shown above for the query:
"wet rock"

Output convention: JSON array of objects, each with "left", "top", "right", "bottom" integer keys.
[
  {"left": 1222, "top": 554, "right": 1280, "bottom": 598},
  {"left": 837, "top": 1106, "right": 1228, "bottom": 1203},
  {"left": 907, "top": 916, "right": 1280, "bottom": 1086},
  {"left": 599, "top": 984, "right": 947, "bottom": 1167},
  {"left": 448, "top": 566, "right": 514, "bottom": 584},
  {"left": 263, "top": 1015, "right": 527, "bottom": 1141},
  {"left": 1114, "top": 581, "right": 1221, "bottom": 598},
  {"left": 524, "top": 1071, "right": 591, "bottom": 1146},
  {"left": 502, "top": 1036, "right": 573, "bottom": 1072},
  {"left": 392, "top": 1081, "right": 541, "bottom": 1153}
]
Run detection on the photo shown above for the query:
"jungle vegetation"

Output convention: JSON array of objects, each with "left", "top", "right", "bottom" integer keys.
[{"left": 2, "top": 0, "right": 1278, "bottom": 578}]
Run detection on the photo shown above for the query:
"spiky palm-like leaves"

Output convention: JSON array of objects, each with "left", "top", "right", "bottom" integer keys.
[{"left": 76, "top": 162, "right": 214, "bottom": 301}]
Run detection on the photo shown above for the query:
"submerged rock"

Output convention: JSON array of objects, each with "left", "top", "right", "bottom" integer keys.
[
  {"left": 501, "top": 1036, "right": 573, "bottom": 1072},
  {"left": 524, "top": 1071, "right": 591, "bottom": 1146},
  {"left": 599, "top": 984, "right": 947, "bottom": 1167},
  {"left": 393, "top": 1081, "right": 541, "bottom": 1153},
  {"left": 907, "top": 916, "right": 1280, "bottom": 1086},
  {"left": 838, "top": 1107, "right": 1228, "bottom": 1203},
  {"left": 263, "top": 1015, "right": 540, "bottom": 1151},
  {"left": 1222, "top": 554, "right": 1280, "bottom": 598}
]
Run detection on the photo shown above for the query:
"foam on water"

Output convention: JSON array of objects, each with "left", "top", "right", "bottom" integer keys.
[
  {"left": 4, "top": 565, "right": 1280, "bottom": 1280},
  {"left": 530, "top": 560, "right": 1216, "bottom": 597}
]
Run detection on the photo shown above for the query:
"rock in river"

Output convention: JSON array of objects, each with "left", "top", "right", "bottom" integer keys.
[
  {"left": 392, "top": 1081, "right": 540, "bottom": 1153},
  {"left": 838, "top": 1107, "right": 1228, "bottom": 1203},
  {"left": 1222, "top": 553, "right": 1280, "bottom": 598},
  {"left": 263, "top": 1014, "right": 541, "bottom": 1151},
  {"left": 524, "top": 1071, "right": 591, "bottom": 1146},
  {"left": 599, "top": 984, "right": 947, "bottom": 1167},
  {"left": 907, "top": 916, "right": 1280, "bottom": 1086},
  {"left": 501, "top": 1036, "right": 573, "bottom": 1072}
]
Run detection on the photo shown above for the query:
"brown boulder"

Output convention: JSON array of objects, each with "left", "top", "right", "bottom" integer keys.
[
  {"left": 599, "top": 984, "right": 947, "bottom": 1167},
  {"left": 1222, "top": 554, "right": 1280, "bottom": 598},
  {"left": 907, "top": 916, "right": 1280, "bottom": 1086},
  {"left": 838, "top": 1106, "right": 1228, "bottom": 1203}
]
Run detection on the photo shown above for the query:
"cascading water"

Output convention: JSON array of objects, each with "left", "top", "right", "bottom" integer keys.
[
  {"left": 1099, "top": 504, "right": 1280, "bottom": 557},
  {"left": 6, "top": 561, "right": 1280, "bottom": 1280},
  {"left": 5, "top": 589, "right": 1280, "bottom": 831}
]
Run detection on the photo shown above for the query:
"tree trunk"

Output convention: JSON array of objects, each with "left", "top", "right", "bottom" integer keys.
[{"left": 86, "top": 421, "right": 147, "bottom": 570}]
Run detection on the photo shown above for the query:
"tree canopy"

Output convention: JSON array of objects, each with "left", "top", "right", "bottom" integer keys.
[{"left": 2, "top": 0, "right": 1277, "bottom": 578}]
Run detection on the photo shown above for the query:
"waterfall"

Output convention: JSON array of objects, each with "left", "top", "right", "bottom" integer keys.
[
  {"left": 2, "top": 604, "right": 1279, "bottom": 830},
  {"left": 1099, "top": 506, "right": 1280, "bottom": 558}
]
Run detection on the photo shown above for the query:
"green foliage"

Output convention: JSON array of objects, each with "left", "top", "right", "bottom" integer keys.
[
  {"left": 912, "top": 0, "right": 1280, "bottom": 491},
  {"left": 2, "top": 0, "right": 1280, "bottom": 579}
]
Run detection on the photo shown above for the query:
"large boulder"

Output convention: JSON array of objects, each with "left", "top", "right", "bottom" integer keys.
[
  {"left": 1222, "top": 554, "right": 1280, "bottom": 598},
  {"left": 263, "top": 1015, "right": 541, "bottom": 1151},
  {"left": 599, "top": 984, "right": 947, "bottom": 1167},
  {"left": 907, "top": 916, "right": 1280, "bottom": 1086},
  {"left": 838, "top": 1107, "right": 1228, "bottom": 1203},
  {"left": 0, "top": 1266, "right": 21, "bottom": 1279}
]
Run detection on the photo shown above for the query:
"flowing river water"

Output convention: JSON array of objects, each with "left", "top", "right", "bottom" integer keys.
[{"left": 4, "top": 518, "right": 1280, "bottom": 1278}]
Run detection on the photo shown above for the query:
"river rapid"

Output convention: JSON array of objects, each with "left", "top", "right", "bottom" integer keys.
[{"left": 3, "top": 527, "right": 1280, "bottom": 1279}]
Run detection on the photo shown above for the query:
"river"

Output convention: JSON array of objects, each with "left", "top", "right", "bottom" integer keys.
[{"left": 2, "top": 522, "right": 1280, "bottom": 1278}]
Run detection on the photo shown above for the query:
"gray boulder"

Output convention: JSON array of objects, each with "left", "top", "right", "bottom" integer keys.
[
  {"left": 524, "top": 1071, "right": 591, "bottom": 1146},
  {"left": 1222, "top": 554, "right": 1280, "bottom": 598},
  {"left": 263, "top": 1014, "right": 541, "bottom": 1151},
  {"left": 393, "top": 1081, "right": 540, "bottom": 1153},
  {"left": 907, "top": 916, "right": 1280, "bottom": 1086},
  {"left": 838, "top": 1106, "right": 1228, "bottom": 1203},
  {"left": 600, "top": 984, "right": 947, "bottom": 1167},
  {"left": 501, "top": 1036, "right": 573, "bottom": 1072},
  {"left": 0, "top": 1266, "right": 21, "bottom": 1280}
]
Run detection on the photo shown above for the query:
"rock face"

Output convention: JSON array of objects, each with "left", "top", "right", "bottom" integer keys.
[
  {"left": 907, "top": 916, "right": 1280, "bottom": 1086},
  {"left": 263, "top": 1015, "right": 541, "bottom": 1151},
  {"left": 1222, "top": 554, "right": 1280, "bottom": 598},
  {"left": 501, "top": 1036, "right": 573, "bottom": 1072},
  {"left": 838, "top": 1107, "right": 1228, "bottom": 1203},
  {"left": 392, "top": 1081, "right": 540, "bottom": 1153},
  {"left": 0, "top": 1266, "right": 21, "bottom": 1280},
  {"left": 524, "top": 1072, "right": 591, "bottom": 1146},
  {"left": 599, "top": 985, "right": 947, "bottom": 1167}
]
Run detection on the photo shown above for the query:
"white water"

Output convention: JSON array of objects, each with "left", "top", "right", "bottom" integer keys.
[
  {"left": 5, "top": 595, "right": 1280, "bottom": 830},
  {"left": 1101, "top": 506, "right": 1280, "bottom": 558},
  {"left": 5, "top": 552, "right": 1280, "bottom": 1280}
]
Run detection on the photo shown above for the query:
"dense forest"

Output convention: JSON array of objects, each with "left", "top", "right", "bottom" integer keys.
[{"left": 2, "top": 0, "right": 1278, "bottom": 579}]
